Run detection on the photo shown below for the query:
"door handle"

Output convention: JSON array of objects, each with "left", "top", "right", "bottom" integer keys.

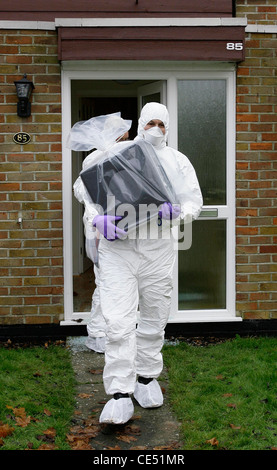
[{"left": 199, "top": 209, "right": 218, "bottom": 218}]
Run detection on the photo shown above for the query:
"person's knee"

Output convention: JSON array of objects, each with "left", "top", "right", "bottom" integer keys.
[{"left": 106, "top": 319, "right": 136, "bottom": 343}]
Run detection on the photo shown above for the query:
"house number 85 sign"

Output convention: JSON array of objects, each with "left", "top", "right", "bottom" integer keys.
[
  {"left": 13, "top": 132, "right": 31, "bottom": 145},
  {"left": 226, "top": 42, "right": 243, "bottom": 50}
]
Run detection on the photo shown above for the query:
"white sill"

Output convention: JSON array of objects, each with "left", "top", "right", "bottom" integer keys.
[{"left": 60, "top": 310, "right": 242, "bottom": 326}]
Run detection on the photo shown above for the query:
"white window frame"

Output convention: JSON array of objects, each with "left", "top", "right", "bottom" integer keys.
[{"left": 61, "top": 61, "right": 241, "bottom": 325}]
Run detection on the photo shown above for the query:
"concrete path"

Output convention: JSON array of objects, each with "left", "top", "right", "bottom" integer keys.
[{"left": 66, "top": 336, "right": 182, "bottom": 451}]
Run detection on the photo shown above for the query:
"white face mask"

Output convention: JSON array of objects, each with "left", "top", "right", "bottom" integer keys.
[{"left": 143, "top": 126, "right": 165, "bottom": 147}]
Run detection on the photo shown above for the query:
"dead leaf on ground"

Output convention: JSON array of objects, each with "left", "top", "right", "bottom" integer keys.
[
  {"left": 223, "top": 393, "right": 233, "bottom": 397},
  {"left": 229, "top": 423, "right": 241, "bottom": 430},
  {"left": 36, "top": 428, "right": 56, "bottom": 444},
  {"left": 78, "top": 393, "right": 94, "bottom": 399},
  {"left": 130, "top": 414, "right": 141, "bottom": 421},
  {"left": 216, "top": 374, "right": 225, "bottom": 380},
  {"left": 123, "top": 424, "right": 141, "bottom": 435},
  {"left": 115, "top": 424, "right": 141, "bottom": 437},
  {"left": 82, "top": 427, "right": 100, "bottom": 438},
  {"left": 116, "top": 434, "right": 137, "bottom": 443},
  {"left": 89, "top": 369, "right": 103, "bottom": 375},
  {"left": 44, "top": 409, "right": 52, "bottom": 416},
  {"left": 66, "top": 434, "right": 95, "bottom": 450},
  {"left": 6, "top": 406, "right": 25, "bottom": 417},
  {"left": 37, "top": 443, "right": 57, "bottom": 450},
  {"left": 206, "top": 437, "right": 219, "bottom": 446},
  {"left": 73, "top": 439, "right": 93, "bottom": 450},
  {"left": 43, "top": 428, "right": 56, "bottom": 439},
  {"left": 227, "top": 403, "right": 237, "bottom": 409},
  {"left": 68, "top": 423, "right": 100, "bottom": 440},
  {"left": 0, "top": 423, "right": 14, "bottom": 438},
  {"left": 6, "top": 406, "right": 32, "bottom": 428},
  {"left": 15, "top": 415, "right": 31, "bottom": 428}
]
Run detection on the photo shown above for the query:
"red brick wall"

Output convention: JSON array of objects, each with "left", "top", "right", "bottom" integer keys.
[
  {"left": 0, "top": 29, "right": 63, "bottom": 324},
  {"left": 236, "top": 0, "right": 277, "bottom": 24},
  {"left": 236, "top": 2, "right": 277, "bottom": 319}
]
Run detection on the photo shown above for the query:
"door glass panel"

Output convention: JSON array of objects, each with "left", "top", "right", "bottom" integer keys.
[
  {"left": 177, "top": 80, "right": 226, "bottom": 206},
  {"left": 178, "top": 220, "right": 226, "bottom": 310}
]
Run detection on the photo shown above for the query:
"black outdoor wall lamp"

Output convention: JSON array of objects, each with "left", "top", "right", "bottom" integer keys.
[{"left": 14, "top": 74, "right": 35, "bottom": 118}]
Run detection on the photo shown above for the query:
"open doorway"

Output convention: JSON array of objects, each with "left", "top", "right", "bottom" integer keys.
[
  {"left": 71, "top": 79, "right": 165, "bottom": 312},
  {"left": 62, "top": 64, "right": 238, "bottom": 325}
]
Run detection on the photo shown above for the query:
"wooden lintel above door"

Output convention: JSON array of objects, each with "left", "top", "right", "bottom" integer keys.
[{"left": 58, "top": 24, "right": 245, "bottom": 62}]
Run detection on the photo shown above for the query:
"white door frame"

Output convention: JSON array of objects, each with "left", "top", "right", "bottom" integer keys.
[{"left": 61, "top": 60, "right": 241, "bottom": 325}]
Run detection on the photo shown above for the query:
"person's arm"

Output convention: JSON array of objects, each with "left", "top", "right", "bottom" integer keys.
[
  {"left": 73, "top": 176, "right": 99, "bottom": 234},
  {"left": 174, "top": 151, "right": 203, "bottom": 222}
]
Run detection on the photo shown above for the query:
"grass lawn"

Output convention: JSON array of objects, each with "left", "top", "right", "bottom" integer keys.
[
  {"left": 0, "top": 335, "right": 276, "bottom": 451},
  {"left": 163, "top": 335, "right": 277, "bottom": 450},
  {"left": 0, "top": 342, "right": 76, "bottom": 450}
]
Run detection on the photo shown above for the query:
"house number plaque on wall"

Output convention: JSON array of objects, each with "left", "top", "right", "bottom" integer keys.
[{"left": 13, "top": 132, "right": 31, "bottom": 145}]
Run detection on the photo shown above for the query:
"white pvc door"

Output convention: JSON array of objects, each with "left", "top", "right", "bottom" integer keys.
[
  {"left": 168, "top": 75, "right": 238, "bottom": 322},
  {"left": 137, "top": 78, "right": 237, "bottom": 322},
  {"left": 137, "top": 81, "right": 167, "bottom": 111}
]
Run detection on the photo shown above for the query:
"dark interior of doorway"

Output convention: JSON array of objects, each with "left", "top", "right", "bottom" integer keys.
[
  {"left": 73, "top": 96, "right": 138, "bottom": 312},
  {"left": 80, "top": 96, "right": 138, "bottom": 139}
]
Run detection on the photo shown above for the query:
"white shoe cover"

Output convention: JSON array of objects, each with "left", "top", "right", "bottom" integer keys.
[
  {"left": 85, "top": 336, "right": 106, "bottom": 353},
  {"left": 99, "top": 397, "right": 134, "bottom": 424},
  {"left": 134, "top": 379, "right": 163, "bottom": 408}
]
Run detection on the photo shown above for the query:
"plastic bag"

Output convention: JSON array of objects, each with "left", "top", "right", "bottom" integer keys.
[
  {"left": 67, "top": 112, "right": 132, "bottom": 152},
  {"left": 80, "top": 138, "right": 177, "bottom": 233},
  {"left": 70, "top": 112, "right": 132, "bottom": 262}
]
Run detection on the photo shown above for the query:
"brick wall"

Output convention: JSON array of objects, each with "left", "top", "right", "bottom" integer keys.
[
  {"left": 236, "top": 1, "right": 277, "bottom": 319},
  {"left": 236, "top": 0, "right": 277, "bottom": 24},
  {"left": 0, "top": 29, "right": 63, "bottom": 325}
]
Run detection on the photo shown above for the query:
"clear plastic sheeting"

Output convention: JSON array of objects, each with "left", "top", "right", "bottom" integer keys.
[
  {"left": 80, "top": 138, "right": 178, "bottom": 232},
  {"left": 67, "top": 112, "right": 132, "bottom": 152}
]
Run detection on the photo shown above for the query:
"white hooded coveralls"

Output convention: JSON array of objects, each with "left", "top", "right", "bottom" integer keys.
[
  {"left": 97, "top": 103, "right": 203, "bottom": 395},
  {"left": 72, "top": 114, "right": 132, "bottom": 345}
]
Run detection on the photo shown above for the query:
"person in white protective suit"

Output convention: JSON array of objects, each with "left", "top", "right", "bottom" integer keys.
[
  {"left": 71, "top": 113, "right": 132, "bottom": 354},
  {"left": 93, "top": 102, "right": 203, "bottom": 425}
]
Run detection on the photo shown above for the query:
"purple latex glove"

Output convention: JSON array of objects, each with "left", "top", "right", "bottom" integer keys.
[
  {"left": 93, "top": 215, "right": 127, "bottom": 241},
  {"left": 158, "top": 202, "right": 181, "bottom": 220}
]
